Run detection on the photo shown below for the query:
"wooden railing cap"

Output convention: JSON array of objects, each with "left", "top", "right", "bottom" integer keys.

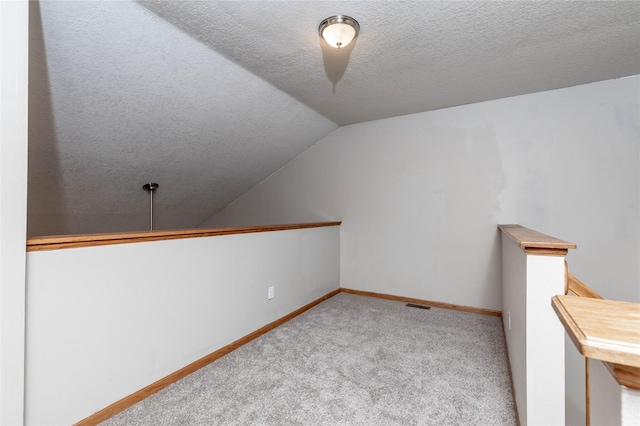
[
  {"left": 499, "top": 224, "right": 576, "bottom": 254},
  {"left": 27, "top": 221, "right": 342, "bottom": 252}
]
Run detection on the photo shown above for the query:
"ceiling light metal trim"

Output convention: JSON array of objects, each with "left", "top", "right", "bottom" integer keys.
[{"left": 319, "top": 15, "right": 360, "bottom": 49}]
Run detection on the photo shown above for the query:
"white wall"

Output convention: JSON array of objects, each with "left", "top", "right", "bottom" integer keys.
[
  {"left": 204, "top": 76, "right": 639, "bottom": 305},
  {"left": 590, "top": 360, "right": 640, "bottom": 426},
  {"left": 0, "top": 1, "right": 29, "bottom": 424},
  {"left": 203, "top": 76, "right": 640, "bottom": 424},
  {"left": 524, "top": 254, "right": 566, "bottom": 425},
  {"left": 501, "top": 234, "right": 528, "bottom": 422},
  {"left": 501, "top": 235, "right": 566, "bottom": 426},
  {"left": 25, "top": 226, "right": 339, "bottom": 425}
]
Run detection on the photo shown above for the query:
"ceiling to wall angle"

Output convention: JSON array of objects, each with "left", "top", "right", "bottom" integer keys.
[{"left": 27, "top": 0, "right": 640, "bottom": 236}]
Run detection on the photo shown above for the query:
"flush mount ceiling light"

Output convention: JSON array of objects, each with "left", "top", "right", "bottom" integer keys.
[{"left": 319, "top": 15, "right": 360, "bottom": 49}]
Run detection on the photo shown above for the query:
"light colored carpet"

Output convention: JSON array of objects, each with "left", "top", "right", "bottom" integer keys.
[{"left": 102, "top": 293, "right": 516, "bottom": 425}]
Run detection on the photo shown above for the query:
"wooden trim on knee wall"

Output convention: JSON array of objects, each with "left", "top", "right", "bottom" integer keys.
[
  {"left": 339, "top": 288, "right": 502, "bottom": 317},
  {"left": 74, "top": 288, "right": 341, "bottom": 426}
]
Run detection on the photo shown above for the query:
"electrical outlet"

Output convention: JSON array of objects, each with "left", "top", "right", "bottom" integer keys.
[
  {"left": 268, "top": 286, "right": 274, "bottom": 300},
  {"left": 508, "top": 311, "right": 511, "bottom": 330}
]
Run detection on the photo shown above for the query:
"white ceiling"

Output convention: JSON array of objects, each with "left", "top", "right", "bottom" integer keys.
[
  {"left": 28, "top": 0, "right": 640, "bottom": 236},
  {"left": 139, "top": 0, "right": 640, "bottom": 125}
]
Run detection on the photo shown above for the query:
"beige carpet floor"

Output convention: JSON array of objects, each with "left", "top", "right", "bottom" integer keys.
[{"left": 102, "top": 292, "right": 516, "bottom": 425}]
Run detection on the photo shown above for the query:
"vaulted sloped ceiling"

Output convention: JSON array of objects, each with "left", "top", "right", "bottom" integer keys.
[
  {"left": 28, "top": 1, "right": 640, "bottom": 236},
  {"left": 28, "top": 1, "right": 337, "bottom": 236}
]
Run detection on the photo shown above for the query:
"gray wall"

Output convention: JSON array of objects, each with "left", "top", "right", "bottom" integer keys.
[
  {"left": 204, "top": 76, "right": 639, "bottom": 305},
  {"left": 0, "top": 2, "right": 29, "bottom": 424},
  {"left": 203, "top": 76, "right": 640, "bottom": 425},
  {"left": 26, "top": 226, "right": 340, "bottom": 424}
]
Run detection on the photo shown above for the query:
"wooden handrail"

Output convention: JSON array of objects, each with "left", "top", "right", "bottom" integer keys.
[
  {"left": 565, "top": 266, "right": 602, "bottom": 299},
  {"left": 557, "top": 263, "right": 640, "bottom": 426},
  {"left": 552, "top": 296, "right": 640, "bottom": 368},
  {"left": 26, "top": 221, "right": 342, "bottom": 252}
]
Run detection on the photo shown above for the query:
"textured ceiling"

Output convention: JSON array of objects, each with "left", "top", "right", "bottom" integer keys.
[
  {"left": 139, "top": 0, "right": 640, "bottom": 125},
  {"left": 28, "top": 0, "right": 640, "bottom": 236},
  {"left": 28, "top": 0, "right": 336, "bottom": 236}
]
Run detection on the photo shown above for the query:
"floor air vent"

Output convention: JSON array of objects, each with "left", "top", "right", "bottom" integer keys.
[{"left": 406, "top": 303, "right": 431, "bottom": 310}]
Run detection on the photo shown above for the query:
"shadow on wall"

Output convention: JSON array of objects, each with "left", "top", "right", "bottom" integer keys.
[
  {"left": 28, "top": 1, "right": 69, "bottom": 237},
  {"left": 489, "top": 227, "right": 503, "bottom": 307},
  {"left": 320, "top": 38, "right": 357, "bottom": 93}
]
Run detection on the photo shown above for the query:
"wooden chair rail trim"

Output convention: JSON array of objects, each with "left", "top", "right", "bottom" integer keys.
[
  {"left": 498, "top": 224, "right": 576, "bottom": 252},
  {"left": 551, "top": 295, "right": 640, "bottom": 368},
  {"left": 27, "top": 221, "right": 342, "bottom": 252},
  {"left": 73, "top": 288, "right": 341, "bottom": 426},
  {"left": 340, "top": 288, "right": 502, "bottom": 317}
]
